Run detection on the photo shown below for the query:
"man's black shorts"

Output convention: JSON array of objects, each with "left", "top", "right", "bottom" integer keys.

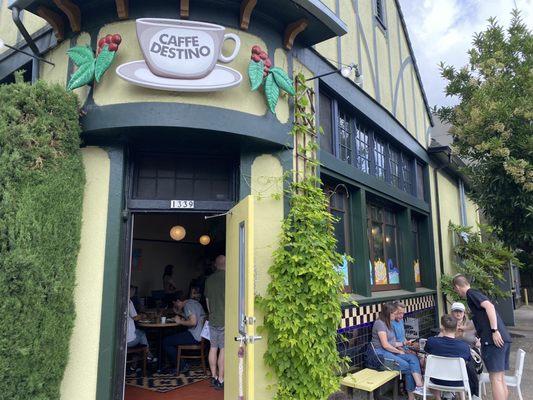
[{"left": 481, "top": 342, "right": 511, "bottom": 373}]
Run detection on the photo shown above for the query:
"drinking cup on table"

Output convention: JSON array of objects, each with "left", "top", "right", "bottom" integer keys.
[{"left": 160, "top": 316, "right": 167, "bottom": 324}]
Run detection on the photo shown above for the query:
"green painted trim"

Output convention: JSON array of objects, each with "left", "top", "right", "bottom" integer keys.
[
  {"left": 398, "top": 208, "right": 416, "bottom": 292},
  {"left": 351, "top": 188, "right": 371, "bottom": 297},
  {"left": 81, "top": 103, "right": 292, "bottom": 149},
  {"left": 321, "top": 152, "right": 430, "bottom": 213},
  {"left": 96, "top": 146, "right": 125, "bottom": 400},
  {"left": 346, "top": 288, "right": 437, "bottom": 306},
  {"left": 419, "top": 213, "right": 436, "bottom": 289}
]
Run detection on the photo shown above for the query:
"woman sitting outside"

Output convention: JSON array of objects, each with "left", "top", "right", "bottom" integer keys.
[
  {"left": 450, "top": 302, "right": 480, "bottom": 347},
  {"left": 371, "top": 302, "right": 424, "bottom": 399}
]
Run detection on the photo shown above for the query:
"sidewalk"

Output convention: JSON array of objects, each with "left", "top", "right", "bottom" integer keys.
[{"left": 482, "top": 304, "right": 533, "bottom": 400}]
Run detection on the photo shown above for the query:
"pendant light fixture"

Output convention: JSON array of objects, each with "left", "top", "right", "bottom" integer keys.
[
  {"left": 199, "top": 235, "right": 211, "bottom": 245},
  {"left": 170, "top": 214, "right": 186, "bottom": 241}
]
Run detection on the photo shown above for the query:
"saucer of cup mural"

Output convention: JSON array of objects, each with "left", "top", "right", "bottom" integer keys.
[{"left": 116, "top": 60, "right": 242, "bottom": 92}]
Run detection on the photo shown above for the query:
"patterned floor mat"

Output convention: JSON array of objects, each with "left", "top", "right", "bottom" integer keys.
[{"left": 125, "top": 365, "right": 209, "bottom": 393}]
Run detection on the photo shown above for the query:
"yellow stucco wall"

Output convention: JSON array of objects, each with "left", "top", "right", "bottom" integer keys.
[
  {"left": 251, "top": 154, "right": 284, "bottom": 400},
  {"left": 430, "top": 166, "right": 466, "bottom": 315},
  {"left": 60, "top": 147, "right": 110, "bottom": 400},
  {"left": 465, "top": 196, "right": 480, "bottom": 228},
  {"left": 314, "top": 0, "right": 431, "bottom": 147}
]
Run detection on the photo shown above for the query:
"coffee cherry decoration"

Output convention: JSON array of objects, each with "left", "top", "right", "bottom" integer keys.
[
  {"left": 250, "top": 45, "right": 272, "bottom": 78},
  {"left": 97, "top": 34, "right": 122, "bottom": 55}
]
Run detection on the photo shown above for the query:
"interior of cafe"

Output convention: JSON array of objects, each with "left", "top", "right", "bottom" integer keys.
[{"left": 124, "top": 212, "right": 226, "bottom": 400}]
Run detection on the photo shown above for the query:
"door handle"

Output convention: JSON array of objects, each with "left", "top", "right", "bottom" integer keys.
[{"left": 234, "top": 334, "right": 263, "bottom": 344}]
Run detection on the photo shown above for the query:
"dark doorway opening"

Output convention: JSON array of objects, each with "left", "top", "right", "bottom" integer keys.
[{"left": 124, "top": 211, "right": 226, "bottom": 400}]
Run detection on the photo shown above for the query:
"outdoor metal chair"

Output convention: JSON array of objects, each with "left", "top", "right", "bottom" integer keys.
[{"left": 423, "top": 355, "right": 471, "bottom": 400}]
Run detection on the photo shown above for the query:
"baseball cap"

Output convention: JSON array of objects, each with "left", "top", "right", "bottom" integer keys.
[{"left": 451, "top": 302, "right": 466, "bottom": 312}]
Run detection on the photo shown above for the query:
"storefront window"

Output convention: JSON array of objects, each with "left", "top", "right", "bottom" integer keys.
[
  {"left": 402, "top": 154, "right": 413, "bottom": 194},
  {"left": 373, "top": 138, "right": 385, "bottom": 180},
  {"left": 355, "top": 124, "right": 370, "bottom": 174},
  {"left": 319, "top": 92, "right": 334, "bottom": 154},
  {"left": 412, "top": 217, "right": 422, "bottom": 286},
  {"left": 338, "top": 110, "right": 353, "bottom": 164},
  {"left": 326, "top": 185, "right": 351, "bottom": 290},
  {"left": 416, "top": 162, "right": 425, "bottom": 200},
  {"left": 367, "top": 204, "right": 400, "bottom": 290},
  {"left": 389, "top": 147, "right": 400, "bottom": 188}
]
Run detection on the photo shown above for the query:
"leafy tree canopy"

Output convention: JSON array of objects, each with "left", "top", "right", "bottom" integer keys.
[{"left": 437, "top": 10, "right": 533, "bottom": 266}]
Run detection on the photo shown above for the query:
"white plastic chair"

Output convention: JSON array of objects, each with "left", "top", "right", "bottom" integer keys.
[
  {"left": 479, "top": 348, "right": 525, "bottom": 400},
  {"left": 423, "top": 355, "right": 472, "bottom": 400}
]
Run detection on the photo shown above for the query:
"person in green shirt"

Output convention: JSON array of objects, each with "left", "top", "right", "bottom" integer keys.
[{"left": 205, "top": 255, "right": 226, "bottom": 390}]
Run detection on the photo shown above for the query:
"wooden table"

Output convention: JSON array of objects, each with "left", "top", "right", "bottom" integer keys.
[
  {"left": 137, "top": 321, "right": 180, "bottom": 370},
  {"left": 341, "top": 369, "right": 400, "bottom": 400}
]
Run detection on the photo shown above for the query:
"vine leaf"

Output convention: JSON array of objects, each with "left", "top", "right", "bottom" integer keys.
[
  {"left": 67, "top": 45, "right": 95, "bottom": 67},
  {"left": 270, "top": 67, "right": 295, "bottom": 95},
  {"left": 67, "top": 61, "right": 95, "bottom": 91},
  {"left": 264, "top": 73, "right": 280, "bottom": 114},
  {"left": 95, "top": 45, "right": 117, "bottom": 82},
  {"left": 248, "top": 60, "right": 264, "bottom": 91}
]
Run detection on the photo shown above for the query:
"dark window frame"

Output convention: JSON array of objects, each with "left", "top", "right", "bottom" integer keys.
[
  {"left": 367, "top": 203, "right": 401, "bottom": 291},
  {"left": 318, "top": 87, "right": 426, "bottom": 200},
  {"left": 412, "top": 216, "right": 422, "bottom": 287},
  {"left": 325, "top": 184, "right": 352, "bottom": 292},
  {"left": 374, "top": 0, "right": 387, "bottom": 30}
]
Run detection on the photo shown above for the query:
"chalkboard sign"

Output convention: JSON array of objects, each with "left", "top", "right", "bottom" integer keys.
[{"left": 404, "top": 317, "right": 419, "bottom": 340}]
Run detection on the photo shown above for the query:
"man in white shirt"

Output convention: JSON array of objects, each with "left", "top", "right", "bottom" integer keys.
[{"left": 127, "top": 285, "right": 148, "bottom": 347}]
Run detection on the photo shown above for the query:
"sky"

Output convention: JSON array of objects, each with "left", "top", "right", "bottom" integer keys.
[{"left": 398, "top": 0, "right": 533, "bottom": 107}]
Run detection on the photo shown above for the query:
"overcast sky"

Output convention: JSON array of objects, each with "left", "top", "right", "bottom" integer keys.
[{"left": 398, "top": 0, "right": 533, "bottom": 107}]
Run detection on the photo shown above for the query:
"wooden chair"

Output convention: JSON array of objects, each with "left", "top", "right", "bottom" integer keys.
[
  {"left": 127, "top": 345, "right": 148, "bottom": 377},
  {"left": 176, "top": 339, "right": 207, "bottom": 375}
]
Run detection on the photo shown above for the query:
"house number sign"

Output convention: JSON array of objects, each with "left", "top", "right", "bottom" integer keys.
[{"left": 170, "top": 200, "right": 195, "bottom": 209}]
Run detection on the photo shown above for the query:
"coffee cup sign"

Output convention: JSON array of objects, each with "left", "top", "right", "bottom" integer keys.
[{"left": 137, "top": 18, "right": 241, "bottom": 79}]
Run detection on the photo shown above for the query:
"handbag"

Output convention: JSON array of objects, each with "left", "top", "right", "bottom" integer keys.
[
  {"left": 364, "top": 342, "right": 400, "bottom": 372},
  {"left": 201, "top": 320, "right": 210, "bottom": 340}
]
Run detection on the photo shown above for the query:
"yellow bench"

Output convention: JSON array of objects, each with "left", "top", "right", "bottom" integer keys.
[{"left": 341, "top": 368, "right": 400, "bottom": 400}]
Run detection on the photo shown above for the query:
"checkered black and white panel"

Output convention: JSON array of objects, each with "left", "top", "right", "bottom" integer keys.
[{"left": 340, "top": 295, "right": 435, "bottom": 330}]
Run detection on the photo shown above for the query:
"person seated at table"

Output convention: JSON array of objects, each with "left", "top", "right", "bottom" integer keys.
[
  {"left": 372, "top": 302, "right": 424, "bottom": 400},
  {"left": 127, "top": 286, "right": 155, "bottom": 361},
  {"left": 162, "top": 292, "right": 206, "bottom": 373},
  {"left": 391, "top": 301, "right": 417, "bottom": 349},
  {"left": 450, "top": 302, "right": 480, "bottom": 347},
  {"left": 425, "top": 314, "right": 480, "bottom": 400}
]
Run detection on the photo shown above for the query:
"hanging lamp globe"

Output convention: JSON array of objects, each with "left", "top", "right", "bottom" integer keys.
[
  {"left": 199, "top": 235, "right": 211, "bottom": 245},
  {"left": 170, "top": 225, "right": 186, "bottom": 241}
]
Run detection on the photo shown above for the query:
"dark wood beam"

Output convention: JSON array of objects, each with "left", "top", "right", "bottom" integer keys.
[
  {"left": 180, "top": 0, "right": 189, "bottom": 19},
  {"left": 36, "top": 6, "right": 64, "bottom": 42},
  {"left": 239, "top": 0, "right": 257, "bottom": 31},
  {"left": 52, "top": 0, "right": 81, "bottom": 32},
  {"left": 115, "top": 0, "right": 129, "bottom": 20},
  {"left": 283, "top": 18, "right": 308, "bottom": 50}
]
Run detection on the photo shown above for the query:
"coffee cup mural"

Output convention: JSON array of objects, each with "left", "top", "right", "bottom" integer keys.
[{"left": 137, "top": 18, "right": 241, "bottom": 79}]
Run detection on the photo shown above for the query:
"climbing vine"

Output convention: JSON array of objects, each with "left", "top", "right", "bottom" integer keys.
[
  {"left": 258, "top": 74, "right": 349, "bottom": 400},
  {"left": 0, "top": 75, "right": 85, "bottom": 399}
]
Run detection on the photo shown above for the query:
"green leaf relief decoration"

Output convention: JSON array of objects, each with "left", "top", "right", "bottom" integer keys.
[
  {"left": 66, "top": 45, "right": 94, "bottom": 67},
  {"left": 248, "top": 60, "right": 264, "bottom": 91},
  {"left": 95, "top": 45, "right": 117, "bottom": 82},
  {"left": 67, "top": 61, "right": 95, "bottom": 91},
  {"left": 264, "top": 73, "right": 280, "bottom": 114},
  {"left": 270, "top": 67, "right": 295, "bottom": 95}
]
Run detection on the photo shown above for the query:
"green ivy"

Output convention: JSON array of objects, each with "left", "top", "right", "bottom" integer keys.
[
  {"left": 258, "top": 74, "right": 349, "bottom": 400},
  {"left": 0, "top": 75, "right": 85, "bottom": 399},
  {"left": 441, "top": 222, "right": 522, "bottom": 304}
]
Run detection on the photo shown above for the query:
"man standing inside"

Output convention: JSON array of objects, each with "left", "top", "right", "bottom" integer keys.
[
  {"left": 205, "top": 255, "right": 226, "bottom": 391},
  {"left": 453, "top": 274, "right": 512, "bottom": 400}
]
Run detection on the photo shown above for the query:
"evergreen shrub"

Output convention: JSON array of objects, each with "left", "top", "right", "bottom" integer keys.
[{"left": 0, "top": 76, "right": 85, "bottom": 399}]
